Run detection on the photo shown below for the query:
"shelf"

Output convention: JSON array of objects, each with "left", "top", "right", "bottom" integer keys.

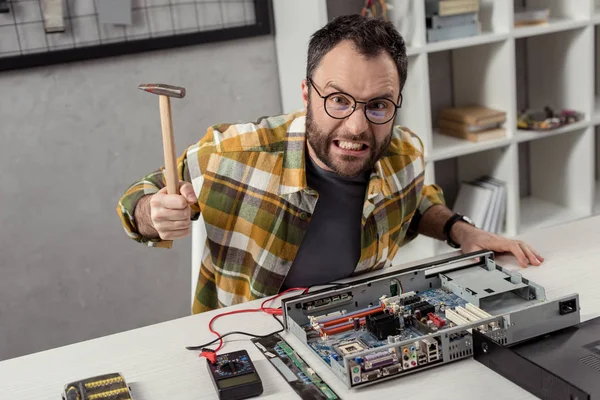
[
  {"left": 595, "top": 182, "right": 600, "bottom": 214},
  {"left": 520, "top": 196, "right": 589, "bottom": 233},
  {"left": 425, "top": 31, "right": 508, "bottom": 53},
  {"left": 514, "top": 120, "right": 590, "bottom": 143},
  {"left": 406, "top": 46, "right": 422, "bottom": 56},
  {"left": 274, "top": 0, "right": 600, "bottom": 249},
  {"left": 428, "top": 130, "right": 511, "bottom": 162},
  {"left": 513, "top": 18, "right": 589, "bottom": 38}
]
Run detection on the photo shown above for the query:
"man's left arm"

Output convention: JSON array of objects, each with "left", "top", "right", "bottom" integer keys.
[{"left": 414, "top": 186, "right": 543, "bottom": 268}]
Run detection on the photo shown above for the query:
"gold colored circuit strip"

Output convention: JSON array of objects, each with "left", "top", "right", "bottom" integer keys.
[
  {"left": 87, "top": 387, "right": 129, "bottom": 399},
  {"left": 84, "top": 376, "right": 124, "bottom": 389}
]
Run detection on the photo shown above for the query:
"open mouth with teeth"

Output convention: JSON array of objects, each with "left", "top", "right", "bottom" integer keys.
[{"left": 333, "top": 140, "right": 368, "bottom": 152}]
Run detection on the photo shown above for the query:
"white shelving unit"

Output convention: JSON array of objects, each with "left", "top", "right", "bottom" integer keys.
[
  {"left": 272, "top": 0, "right": 600, "bottom": 264},
  {"left": 596, "top": 126, "right": 600, "bottom": 214}
]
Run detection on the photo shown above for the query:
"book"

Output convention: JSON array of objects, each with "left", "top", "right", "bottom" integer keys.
[
  {"left": 440, "top": 105, "right": 506, "bottom": 127},
  {"left": 439, "top": 118, "right": 502, "bottom": 133},
  {"left": 452, "top": 181, "right": 492, "bottom": 229},
  {"left": 471, "top": 176, "right": 506, "bottom": 233},
  {"left": 452, "top": 176, "right": 506, "bottom": 233},
  {"left": 514, "top": 8, "right": 550, "bottom": 27},
  {"left": 426, "top": 21, "right": 480, "bottom": 42},
  {"left": 438, "top": 126, "right": 506, "bottom": 142},
  {"left": 425, "top": 0, "right": 480, "bottom": 17},
  {"left": 427, "top": 12, "right": 478, "bottom": 29}
]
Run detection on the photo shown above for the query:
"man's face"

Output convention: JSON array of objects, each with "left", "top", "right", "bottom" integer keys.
[{"left": 302, "top": 40, "right": 400, "bottom": 178}]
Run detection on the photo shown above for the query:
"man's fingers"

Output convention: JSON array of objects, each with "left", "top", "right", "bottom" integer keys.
[
  {"left": 160, "top": 227, "right": 191, "bottom": 240},
  {"left": 510, "top": 243, "right": 528, "bottom": 267},
  {"left": 155, "top": 220, "right": 191, "bottom": 231},
  {"left": 179, "top": 181, "right": 198, "bottom": 204},
  {"left": 161, "top": 194, "right": 189, "bottom": 210},
  {"left": 521, "top": 244, "right": 542, "bottom": 266},
  {"left": 153, "top": 207, "right": 190, "bottom": 222},
  {"left": 530, "top": 246, "right": 544, "bottom": 262}
]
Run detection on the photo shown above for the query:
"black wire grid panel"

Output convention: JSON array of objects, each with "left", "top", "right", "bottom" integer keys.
[{"left": 0, "top": 0, "right": 272, "bottom": 72}]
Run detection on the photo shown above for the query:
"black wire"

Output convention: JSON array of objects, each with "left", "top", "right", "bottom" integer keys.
[
  {"left": 186, "top": 283, "right": 351, "bottom": 352},
  {"left": 185, "top": 313, "right": 285, "bottom": 351}
]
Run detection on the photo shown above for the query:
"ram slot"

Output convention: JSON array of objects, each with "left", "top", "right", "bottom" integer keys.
[
  {"left": 321, "top": 306, "right": 383, "bottom": 328},
  {"left": 309, "top": 311, "right": 345, "bottom": 324}
]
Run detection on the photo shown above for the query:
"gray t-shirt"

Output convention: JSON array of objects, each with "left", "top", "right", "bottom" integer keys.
[{"left": 280, "top": 153, "right": 369, "bottom": 289}]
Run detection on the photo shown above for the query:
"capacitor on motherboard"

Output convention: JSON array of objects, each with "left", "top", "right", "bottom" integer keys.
[{"left": 353, "top": 318, "right": 360, "bottom": 331}]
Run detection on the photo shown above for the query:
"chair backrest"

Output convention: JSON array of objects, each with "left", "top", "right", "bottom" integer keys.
[{"left": 190, "top": 218, "right": 207, "bottom": 307}]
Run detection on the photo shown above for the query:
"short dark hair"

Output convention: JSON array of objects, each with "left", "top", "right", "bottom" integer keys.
[{"left": 306, "top": 14, "right": 408, "bottom": 92}]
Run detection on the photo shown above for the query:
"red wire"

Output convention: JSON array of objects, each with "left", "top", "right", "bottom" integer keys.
[{"left": 202, "top": 287, "right": 307, "bottom": 356}]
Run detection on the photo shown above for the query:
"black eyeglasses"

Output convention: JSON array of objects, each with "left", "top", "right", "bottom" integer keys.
[{"left": 307, "top": 78, "right": 402, "bottom": 125}]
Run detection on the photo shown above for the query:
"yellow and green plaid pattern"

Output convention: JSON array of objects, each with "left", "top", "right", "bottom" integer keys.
[{"left": 117, "top": 110, "right": 445, "bottom": 313}]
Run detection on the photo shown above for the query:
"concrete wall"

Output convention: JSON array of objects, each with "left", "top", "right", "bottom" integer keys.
[{"left": 0, "top": 35, "right": 281, "bottom": 361}]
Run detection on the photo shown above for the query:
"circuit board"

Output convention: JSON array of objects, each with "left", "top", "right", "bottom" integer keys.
[
  {"left": 252, "top": 333, "right": 340, "bottom": 400},
  {"left": 309, "top": 324, "right": 422, "bottom": 366},
  {"left": 303, "top": 289, "right": 471, "bottom": 377},
  {"left": 418, "top": 288, "right": 468, "bottom": 310},
  {"left": 281, "top": 250, "right": 578, "bottom": 389}
]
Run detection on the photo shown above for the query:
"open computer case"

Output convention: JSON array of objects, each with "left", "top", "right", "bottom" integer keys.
[{"left": 281, "top": 250, "right": 581, "bottom": 390}]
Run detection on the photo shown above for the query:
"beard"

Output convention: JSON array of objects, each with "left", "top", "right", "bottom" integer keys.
[{"left": 305, "top": 102, "right": 393, "bottom": 178}]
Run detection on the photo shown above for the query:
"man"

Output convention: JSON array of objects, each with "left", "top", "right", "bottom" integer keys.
[{"left": 117, "top": 14, "right": 543, "bottom": 314}]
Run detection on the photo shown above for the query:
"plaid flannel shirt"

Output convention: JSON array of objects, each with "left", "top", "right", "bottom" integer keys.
[{"left": 117, "top": 110, "right": 445, "bottom": 313}]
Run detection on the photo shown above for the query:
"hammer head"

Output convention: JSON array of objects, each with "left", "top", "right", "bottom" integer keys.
[{"left": 138, "top": 83, "right": 186, "bottom": 99}]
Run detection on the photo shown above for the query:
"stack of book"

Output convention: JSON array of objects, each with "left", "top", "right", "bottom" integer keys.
[
  {"left": 452, "top": 176, "right": 506, "bottom": 233},
  {"left": 514, "top": 6, "right": 550, "bottom": 27},
  {"left": 439, "top": 105, "right": 506, "bottom": 142},
  {"left": 425, "top": 0, "right": 480, "bottom": 43}
]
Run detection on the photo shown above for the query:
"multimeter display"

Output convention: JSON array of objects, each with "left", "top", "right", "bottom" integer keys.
[
  {"left": 207, "top": 350, "right": 263, "bottom": 400},
  {"left": 217, "top": 372, "right": 260, "bottom": 388}
]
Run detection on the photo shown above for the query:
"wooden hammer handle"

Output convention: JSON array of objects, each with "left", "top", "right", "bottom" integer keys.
[{"left": 159, "top": 95, "right": 179, "bottom": 195}]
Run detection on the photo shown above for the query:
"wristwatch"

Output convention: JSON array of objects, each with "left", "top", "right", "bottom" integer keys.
[{"left": 443, "top": 213, "right": 475, "bottom": 248}]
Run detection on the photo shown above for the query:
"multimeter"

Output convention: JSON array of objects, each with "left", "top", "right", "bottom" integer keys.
[{"left": 207, "top": 349, "right": 263, "bottom": 400}]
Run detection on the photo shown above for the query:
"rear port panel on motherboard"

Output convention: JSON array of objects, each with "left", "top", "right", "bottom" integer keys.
[{"left": 282, "top": 250, "right": 581, "bottom": 389}]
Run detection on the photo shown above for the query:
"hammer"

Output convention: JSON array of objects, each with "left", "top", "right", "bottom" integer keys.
[{"left": 138, "top": 83, "right": 186, "bottom": 195}]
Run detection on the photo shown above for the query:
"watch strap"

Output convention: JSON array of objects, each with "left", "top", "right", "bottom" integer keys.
[{"left": 443, "top": 213, "right": 466, "bottom": 248}]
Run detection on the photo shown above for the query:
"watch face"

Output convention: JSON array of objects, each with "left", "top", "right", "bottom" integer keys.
[{"left": 463, "top": 216, "right": 474, "bottom": 225}]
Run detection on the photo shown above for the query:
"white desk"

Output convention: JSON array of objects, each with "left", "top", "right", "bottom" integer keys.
[{"left": 2, "top": 216, "right": 600, "bottom": 399}]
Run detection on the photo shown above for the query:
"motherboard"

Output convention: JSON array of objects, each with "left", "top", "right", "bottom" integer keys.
[
  {"left": 304, "top": 288, "right": 486, "bottom": 384},
  {"left": 282, "top": 251, "right": 582, "bottom": 389}
]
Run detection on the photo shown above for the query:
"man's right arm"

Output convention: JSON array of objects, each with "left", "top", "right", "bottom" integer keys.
[
  {"left": 134, "top": 195, "right": 159, "bottom": 239},
  {"left": 117, "top": 149, "right": 200, "bottom": 248},
  {"left": 133, "top": 182, "right": 198, "bottom": 240}
]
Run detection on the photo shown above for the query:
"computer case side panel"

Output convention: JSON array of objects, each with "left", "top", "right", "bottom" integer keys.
[{"left": 472, "top": 330, "right": 590, "bottom": 400}]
